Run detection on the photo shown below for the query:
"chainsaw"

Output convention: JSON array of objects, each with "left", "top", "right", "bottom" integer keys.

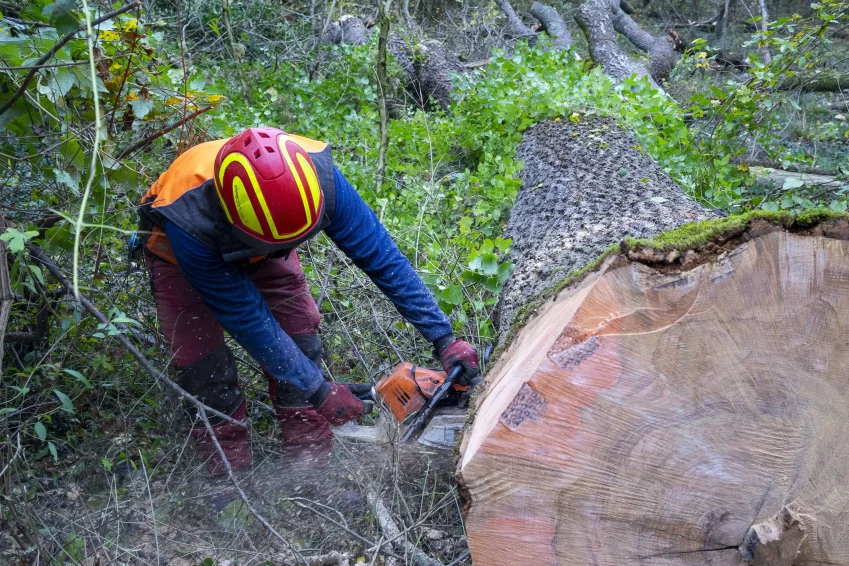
[{"left": 332, "top": 360, "right": 479, "bottom": 450}]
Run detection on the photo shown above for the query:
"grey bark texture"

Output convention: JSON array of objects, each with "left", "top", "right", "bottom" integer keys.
[
  {"left": 388, "top": 36, "right": 465, "bottom": 110},
  {"left": 494, "top": 0, "right": 537, "bottom": 42},
  {"left": 530, "top": 2, "right": 572, "bottom": 50},
  {"left": 610, "top": 4, "right": 679, "bottom": 80},
  {"left": 496, "top": 117, "right": 716, "bottom": 336},
  {"left": 339, "top": 14, "right": 369, "bottom": 45},
  {"left": 575, "top": 0, "right": 654, "bottom": 84},
  {"left": 321, "top": 21, "right": 342, "bottom": 44}
]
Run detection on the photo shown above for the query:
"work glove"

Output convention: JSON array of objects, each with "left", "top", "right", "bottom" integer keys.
[
  {"left": 435, "top": 337, "right": 479, "bottom": 386},
  {"left": 312, "top": 382, "right": 365, "bottom": 426}
]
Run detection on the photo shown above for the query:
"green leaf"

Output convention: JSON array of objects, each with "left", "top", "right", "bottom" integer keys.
[
  {"left": 101, "top": 458, "right": 112, "bottom": 472},
  {"left": 48, "top": 441, "right": 58, "bottom": 462},
  {"left": 34, "top": 422, "right": 47, "bottom": 442},
  {"left": 129, "top": 98, "right": 154, "bottom": 120},
  {"left": 42, "top": 0, "right": 79, "bottom": 35},
  {"left": 438, "top": 284, "right": 464, "bottom": 306},
  {"left": 761, "top": 201, "right": 780, "bottom": 211},
  {"left": 54, "top": 390, "right": 74, "bottom": 413},
  {"left": 782, "top": 177, "right": 805, "bottom": 190},
  {"left": 53, "top": 168, "right": 79, "bottom": 196},
  {"left": 63, "top": 368, "right": 91, "bottom": 388},
  {"left": 27, "top": 264, "right": 44, "bottom": 285},
  {"left": 0, "top": 228, "right": 39, "bottom": 253},
  {"left": 480, "top": 253, "right": 499, "bottom": 276}
]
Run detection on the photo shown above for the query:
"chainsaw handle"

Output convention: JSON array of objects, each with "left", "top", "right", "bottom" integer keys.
[{"left": 400, "top": 365, "right": 462, "bottom": 443}]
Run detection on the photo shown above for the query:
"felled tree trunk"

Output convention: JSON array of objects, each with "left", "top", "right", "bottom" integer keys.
[{"left": 457, "top": 118, "right": 849, "bottom": 565}]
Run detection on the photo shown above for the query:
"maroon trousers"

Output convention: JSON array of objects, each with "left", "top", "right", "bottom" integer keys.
[
  {"left": 148, "top": 252, "right": 333, "bottom": 473},
  {"left": 149, "top": 252, "right": 320, "bottom": 368}
]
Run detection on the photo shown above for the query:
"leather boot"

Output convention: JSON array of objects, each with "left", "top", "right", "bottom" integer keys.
[{"left": 190, "top": 400, "right": 252, "bottom": 476}]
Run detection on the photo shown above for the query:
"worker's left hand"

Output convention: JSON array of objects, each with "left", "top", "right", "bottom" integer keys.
[{"left": 437, "top": 338, "right": 479, "bottom": 386}]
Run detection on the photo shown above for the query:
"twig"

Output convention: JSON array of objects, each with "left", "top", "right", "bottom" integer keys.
[
  {"left": 197, "top": 405, "right": 308, "bottom": 566},
  {"left": 114, "top": 105, "right": 214, "bottom": 160},
  {"left": 0, "top": 434, "right": 22, "bottom": 481},
  {"left": 26, "top": 244, "right": 245, "bottom": 427},
  {"left": 443, "top": 551, "right": 471, "bottom": 566},
  {"left": 138, "top": 449, "right": 160, "bottom": 566},
  {"left": 0, "top": 0, "right": 142, "bottom": 116},
  {"left": 367, "top": 491, "right": 444, "bottom": 566}
]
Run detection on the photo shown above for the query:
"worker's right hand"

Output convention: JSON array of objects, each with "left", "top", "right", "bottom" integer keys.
[
  {"left": 437, "top": 338, "right": 479, "bottom": 386},
  {"left": 313, "top": 382, "right": 365, "bottom": 426}
]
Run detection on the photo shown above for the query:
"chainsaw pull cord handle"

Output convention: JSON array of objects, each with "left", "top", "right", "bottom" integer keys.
[{"left": 400, "top": 365, "right": 463, "bottom": 443}]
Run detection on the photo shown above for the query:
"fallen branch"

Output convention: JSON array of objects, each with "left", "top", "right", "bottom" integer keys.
[
  {"left": 367, "top": 491, "right": 444, "bottom": 566},
  {"left": 115, "top": 105, "right": 214, "bottom": 160},
  {"left": 0, "top": 0, "right": 141, "bottom": 116},
  {"left": 26, "top": 243, "right": 244, "bottom": 427}
]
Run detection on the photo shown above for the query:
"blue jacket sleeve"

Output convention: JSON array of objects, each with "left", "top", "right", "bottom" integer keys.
[
  {"left": 162, "top": 219, "right": 324, "bottom": 396},
  {"left": 324, "top": 168, "right": 454, "bottom": 342}
]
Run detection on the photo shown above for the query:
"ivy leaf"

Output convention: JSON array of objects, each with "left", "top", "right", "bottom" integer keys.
[
  {"left": 34, "top": 422, "right": 47, "bottom": 442},
  {"left": 54, "top": 390, "right": 74, "bottom": 413},
  {"left": 42, "top": 0, "right": 79, "bottom": 35}
]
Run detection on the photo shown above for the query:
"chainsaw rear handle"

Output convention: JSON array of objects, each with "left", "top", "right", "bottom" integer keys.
[{"left": 400, "top": 365, "right": 463, "bottom": 443}]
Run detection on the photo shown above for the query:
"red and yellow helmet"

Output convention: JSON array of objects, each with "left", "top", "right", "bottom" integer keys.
[{"left": 213, "top": 127, "right": 325, "bottom": 253}]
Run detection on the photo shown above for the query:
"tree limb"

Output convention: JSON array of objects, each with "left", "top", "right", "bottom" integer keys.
[
  {"left": 530, "top": 2, "right": 572, "bottom": 49},
  {"left": 115, "top": 105, "right": 213, "bottom": 160}
]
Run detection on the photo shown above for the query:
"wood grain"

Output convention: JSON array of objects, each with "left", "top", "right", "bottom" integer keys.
[{"left": 458, "top": 229, "right": 849, "bottom": 565}]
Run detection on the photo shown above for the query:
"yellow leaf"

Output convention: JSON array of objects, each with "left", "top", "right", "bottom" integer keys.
[
  {"left": 569, "top": 112, "right": 580, "bottom": 123},
  {"left": 737, "top": 163, "right": 750, "bottom": 172},
  {"left": 122, "top": 18, "right": 138, "bottom": 32},
  {"left": 98, "top": 30, "right": 120, "bottom": 41},
  {"left": 206, "top": 94, "right": 225, "bottom": 103},
  {"left": 697, "top": 51, "right": 708, "bottom": 59},
  {"left": 554, "top": 116, "right": 561, "bottom": 122},
  {"left": 165, "top": 97, "right": 181, "bottom": 105},
  {"left": 126, "top": 92, "right": 139, "bottom": 101}
]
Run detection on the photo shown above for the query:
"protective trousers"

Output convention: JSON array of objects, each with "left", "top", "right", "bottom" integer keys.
[{"left": 148, "top": 252, "right": 333, "bottom": 474}]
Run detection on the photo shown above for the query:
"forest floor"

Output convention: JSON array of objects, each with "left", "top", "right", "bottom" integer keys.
[{"left": 2, "top": 434, "right": 466, "bottom": 565}]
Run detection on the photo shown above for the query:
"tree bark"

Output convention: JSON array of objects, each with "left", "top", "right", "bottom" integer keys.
[
  {"left": 575, "top": 0, "right": 655, "bottom": 84},
  {"left": 494, "top": 0, "right": 537, "bottom": 42},
  {"left": 530, "top": 2, "right": 572, "bottom": 50},
  {"left": 388, "top": 35, "right": 465, "bottom": 110},
  {"left": 457, "top": 118, "right": 849, "bottom": 565},
  {"left": 777, "top": 72, "right": 849, "bottom": 93},
  {"left": 339, "top": 14, "right": 369, "bottom": 45},
  {"left": 610, "top": 4, "right": 679, "bottom": 80}
]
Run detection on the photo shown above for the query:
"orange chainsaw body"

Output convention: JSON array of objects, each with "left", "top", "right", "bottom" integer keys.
[{"left": 376, "top": 362, "right": 470, "bottom": 422}]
